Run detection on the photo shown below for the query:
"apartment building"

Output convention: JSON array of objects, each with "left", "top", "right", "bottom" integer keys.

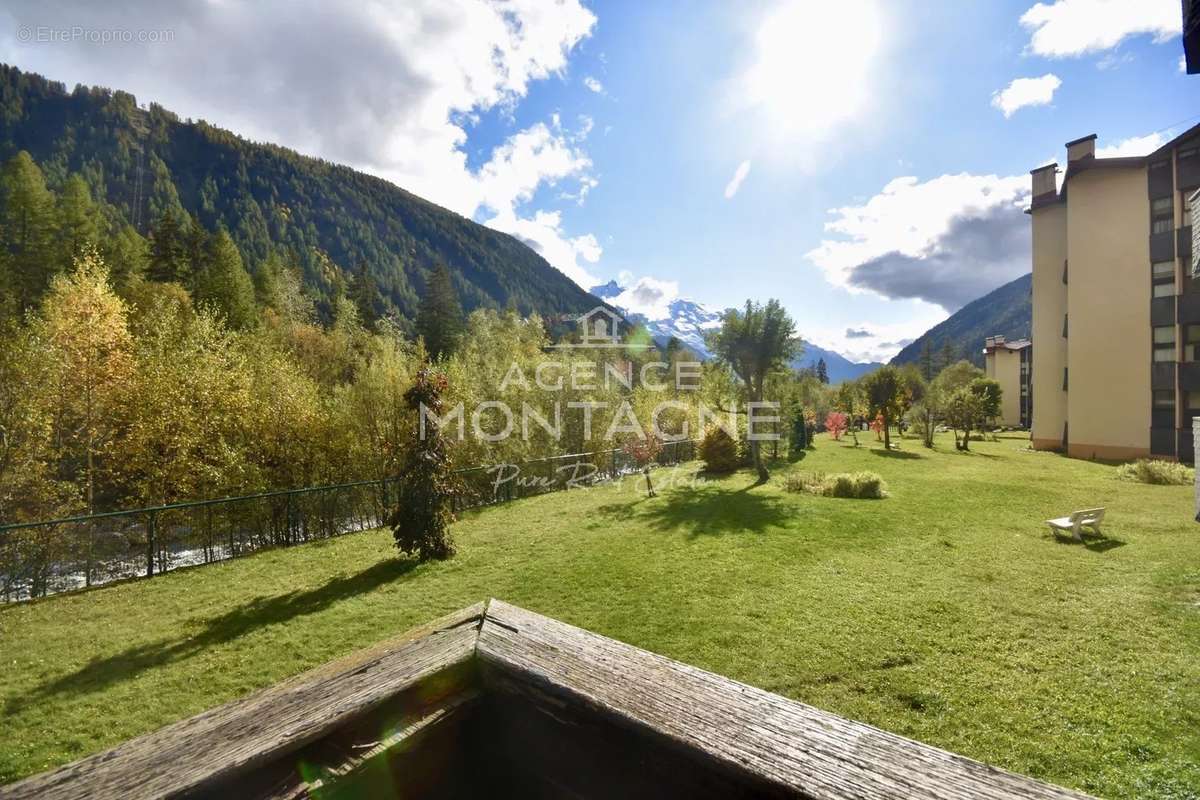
[
  {"left": 1029, "top": 126, "right": 1199, "bottom": 462},
  {"left": 982, "top": 335, "right": 1031, "bottom": 428}
]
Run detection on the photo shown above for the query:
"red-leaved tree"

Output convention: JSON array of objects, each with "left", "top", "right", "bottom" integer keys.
[
  {"left": 870, "top": 413, "right": 885, "bottom": 442},
  {"left": 623, "top": 436, "right": 664, "bottom": 497},
  {"left": 825, "top": 411, "right": 848, "bottom": 441}
]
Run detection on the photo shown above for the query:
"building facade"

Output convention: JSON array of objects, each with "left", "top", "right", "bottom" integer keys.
[
  {"left": 1029, "top": 128, "right": 1199, "bottom": 462},
  {"left": 982, "top": 336, "right": 1031, "bottom": 428}
]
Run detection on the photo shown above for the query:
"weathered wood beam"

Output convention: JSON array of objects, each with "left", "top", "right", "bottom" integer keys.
[
  {"left": 0, "top": 602, "right": 485, "bottom": 800},
  {"left": 2, "top": 599, "right": 1097, "bottom": 799},
  {"left": 475, "top": 599, "right": 1094, "bottom": 800}
]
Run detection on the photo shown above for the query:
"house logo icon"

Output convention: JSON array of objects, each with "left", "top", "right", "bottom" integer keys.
[
  {"left": 578, "top": 306, "right": 623, "bottom": 346},
  {"left": 546, "top": 305, "right": 653, "bottom": 350}
]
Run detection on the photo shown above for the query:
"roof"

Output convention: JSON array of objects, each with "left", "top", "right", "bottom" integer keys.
[
  {"left": 984, "top": 338, "right": 1031, "bottom": 353},
  {"left": 1028, "top": 123, "right": 1200, "bottom": 212}
]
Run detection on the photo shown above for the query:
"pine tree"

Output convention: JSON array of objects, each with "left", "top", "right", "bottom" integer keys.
[
  {"left": 193, "top": 228, "right": 256, "bottom": 329},
  {"left": 919, "top": 339, "right": 935, "bottom": 382},
  {"left": 54, "top": 174, "right": 101, "bottom": 272},
  {"left": 938, "top": 340, "right": 956, "bottom": 374},
  {"left": 102, "top": 223, "right": 148, "bottom": 289},
  {"left": 350, "top": 261, "right": 382, "bottom": 332},
  {"left": 147, "top": 210, "right": 189, "bottom": 283},
  {"left": 389, "top": 367, "right": 457, "bottom": 561},
  {"left": 416, "top": 263, "right": 464, "bottom": 360},
  {"left": 0, "top": 151, "right": 57, "bottom": 310},
  {"left": 815, "top": 357, "right": 829, "bottom": 384}
]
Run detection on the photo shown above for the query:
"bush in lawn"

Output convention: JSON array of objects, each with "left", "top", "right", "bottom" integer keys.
[
  {"left": 699, "top": 425, "right": 740, "bottom": 473},
  {"left": 1116, "top": 459, "right": 1194, "bottom": 486},
  {"left": 783, "top": 471, "right": 826, "bottom": 493},
  {"left": 784, "top": 470, "right": 887, "bottom": 499}
]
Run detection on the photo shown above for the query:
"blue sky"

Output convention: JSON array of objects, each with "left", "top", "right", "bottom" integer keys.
[{"left": 2, "top": 0, "right": 1197, "bottom": 360}]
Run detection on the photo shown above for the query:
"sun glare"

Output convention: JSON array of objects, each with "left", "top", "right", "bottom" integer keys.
[{"left": 745, "top": 0, "right": 883, "bottom": 138}]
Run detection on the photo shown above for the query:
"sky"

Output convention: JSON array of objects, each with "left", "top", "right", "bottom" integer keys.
[{"left": 1, "top": 0, "right": 1197, "bottom": 362}]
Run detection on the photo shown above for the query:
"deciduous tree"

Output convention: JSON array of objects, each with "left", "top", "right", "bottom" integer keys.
[
  {"left": 36, "top": 251, "right": 133, "bottom": 521},
  {"left": 706, "top": 299, "right": 798, "bottom": 481}
]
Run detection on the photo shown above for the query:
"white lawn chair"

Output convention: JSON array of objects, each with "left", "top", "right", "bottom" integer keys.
[{"left": 1046, "top": 508, "right": 1105, "bottom": 541}]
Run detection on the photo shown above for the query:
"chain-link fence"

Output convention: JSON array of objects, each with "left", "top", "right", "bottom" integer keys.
[{"left": 1, "top": 440, "right": 697, "bottom": 602}]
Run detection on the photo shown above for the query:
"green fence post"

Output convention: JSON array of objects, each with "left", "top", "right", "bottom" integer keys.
[{"left": 146, "top": 510, "right": 157, "bottom": 578}]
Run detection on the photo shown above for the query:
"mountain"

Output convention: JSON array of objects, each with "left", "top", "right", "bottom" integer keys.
[
  {"left": 590, "top": 280, "right": 724, "bottom": 357},
  {"left": 591, "top": 280, "right": 879, "bottom": 382},
  {"left": 793, "top": 344, "right": 883, "bottom": 384},
  {"left": 890, "top": 273, "right": 1031, "bottom": 368},
  {"left": 0, "top": 64, "right": 600, "bottom": 322}
]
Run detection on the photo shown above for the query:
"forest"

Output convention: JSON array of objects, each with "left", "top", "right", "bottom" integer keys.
[{"left": 0, "top": 64, "right": 601, "bottom": 323}]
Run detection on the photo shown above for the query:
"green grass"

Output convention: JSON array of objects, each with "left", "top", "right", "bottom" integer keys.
[{"left": 2, "top": 433, "right": 1199, "bottom": 798}]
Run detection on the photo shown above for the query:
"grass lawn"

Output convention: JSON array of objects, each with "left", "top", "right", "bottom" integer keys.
[{"left": 2, "top": 432, "right": 1199, "bottom": 798}]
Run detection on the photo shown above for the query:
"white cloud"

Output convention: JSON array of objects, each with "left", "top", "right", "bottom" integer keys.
[
  {"left": 807, "top": 310, "right": 947, "bottom": 363},
  {"left": 723, "top": 160, "right": 752, "bottom": 199},
  {"left": 991, "top": 74, "right": 1062, "bottom": 117},
  {"left": 0, "top": 0, "right": 602, "bottom": 283},
  {"left": 739, "top": 0, "right": 883, "bottom": 148},
  {"left": 583, "top": 76, "right": 604, "bottom": 93},
  {"left": 486, "top": 209, "right": 602, "bottom": 287},
  {"left": 1181, "top": 55, "right": 1189, "bottom": 73},
  {"left": 806, "top": 172, "right": 1031, "bottom": 311},
  {"left": 610, "top": 276, "right": 681, "bottom": 320},
  {"left": 1019, "top": 0, "right": 1180, "bottom": 57},
  {"left": 1095, "top": 131, "right": 1168, "bottom": 158}
]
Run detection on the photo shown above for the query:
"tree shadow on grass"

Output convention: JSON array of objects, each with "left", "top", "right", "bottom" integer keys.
[
  {"left": 870, "top": 449, "right": 923, "bottom": 460},
  {"left": 9, "top": 557, "right": 419, "bottom": 712},
  {"left": 596, "top": 484, "right": 793, "bottom": 538}
]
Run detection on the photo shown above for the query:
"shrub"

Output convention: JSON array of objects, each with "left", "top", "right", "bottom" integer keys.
[
  {"left": 699, "top": 425, "right": 740, "bottom": 473},
  {"left": 1116, "top": 459, "right": 1194, "bottom": 486},
  {"left": 390, "top": 367, "right": 457, "bottom": 561},
  {"left": 783, "top": 471, "right": 826, "bottom": 493},
  {"left": 783, "top": 470, "right": 887, "bottom": 499}
]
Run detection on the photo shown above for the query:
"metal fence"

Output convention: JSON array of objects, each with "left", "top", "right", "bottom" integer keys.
[{"left": 0, "top": 439, "right": 697, "bottom": 602}]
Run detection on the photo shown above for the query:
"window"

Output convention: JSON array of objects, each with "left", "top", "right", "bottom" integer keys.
[
  {"left": 1062, "top": 367, "right": 1068, "bottom": 391},
  {"left": 1153, "top": 260, "right": 1175, "bottom": 280},
  {"left": 1154, "top": 281, "right": 1177, "bottom": 298},
  {"left": 1154, "top": 389, "right": 1176, "bottom": 409},
  {"left": 1187, "top": 325, "right": 1200, "bottom": 362},
  {"left": 1153, "top": 325, "right": 1176, "bottom": 361},
  {"left": 1152, "top": 197, "right": 1174, "bottom": 234},
  {"left": 1062, "top": 313, "right": 1068, "bottom": 337}
]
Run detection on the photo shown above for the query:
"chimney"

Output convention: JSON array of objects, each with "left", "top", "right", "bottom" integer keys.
[
  {"left": 1030, "top": 163, "right": 1058, "bottom": 206},
  {"left": 1065, "top": 133, "right": 1097, "bottom": 164}
]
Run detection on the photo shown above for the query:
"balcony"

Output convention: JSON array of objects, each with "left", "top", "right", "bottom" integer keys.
[
  {"left": 1152, "top": 361, "right": 1177, "bottom": 390},
  {"left": 1180, "top": 292, "right": 1200, "bottom": 324},
  {"left": 1181, "top": 360, "right": 1200, "bottom": 391},
  {"left": 1151, "top": 427, "right": 1177, "bottom": 457},
  {"left": 1151, "top": 296, "right": 1177, "bottom": 326},
  {"left": 1151, "top": 230, "right": 1176, "bottom": 262}
]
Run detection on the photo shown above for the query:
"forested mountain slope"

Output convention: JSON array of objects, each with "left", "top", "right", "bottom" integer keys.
[
  {"left": 0, "top": 64, "right": 600, "bottom": 321},
  {"left": 891, "top": 273, "right": 1031, "bottom": 368}
]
